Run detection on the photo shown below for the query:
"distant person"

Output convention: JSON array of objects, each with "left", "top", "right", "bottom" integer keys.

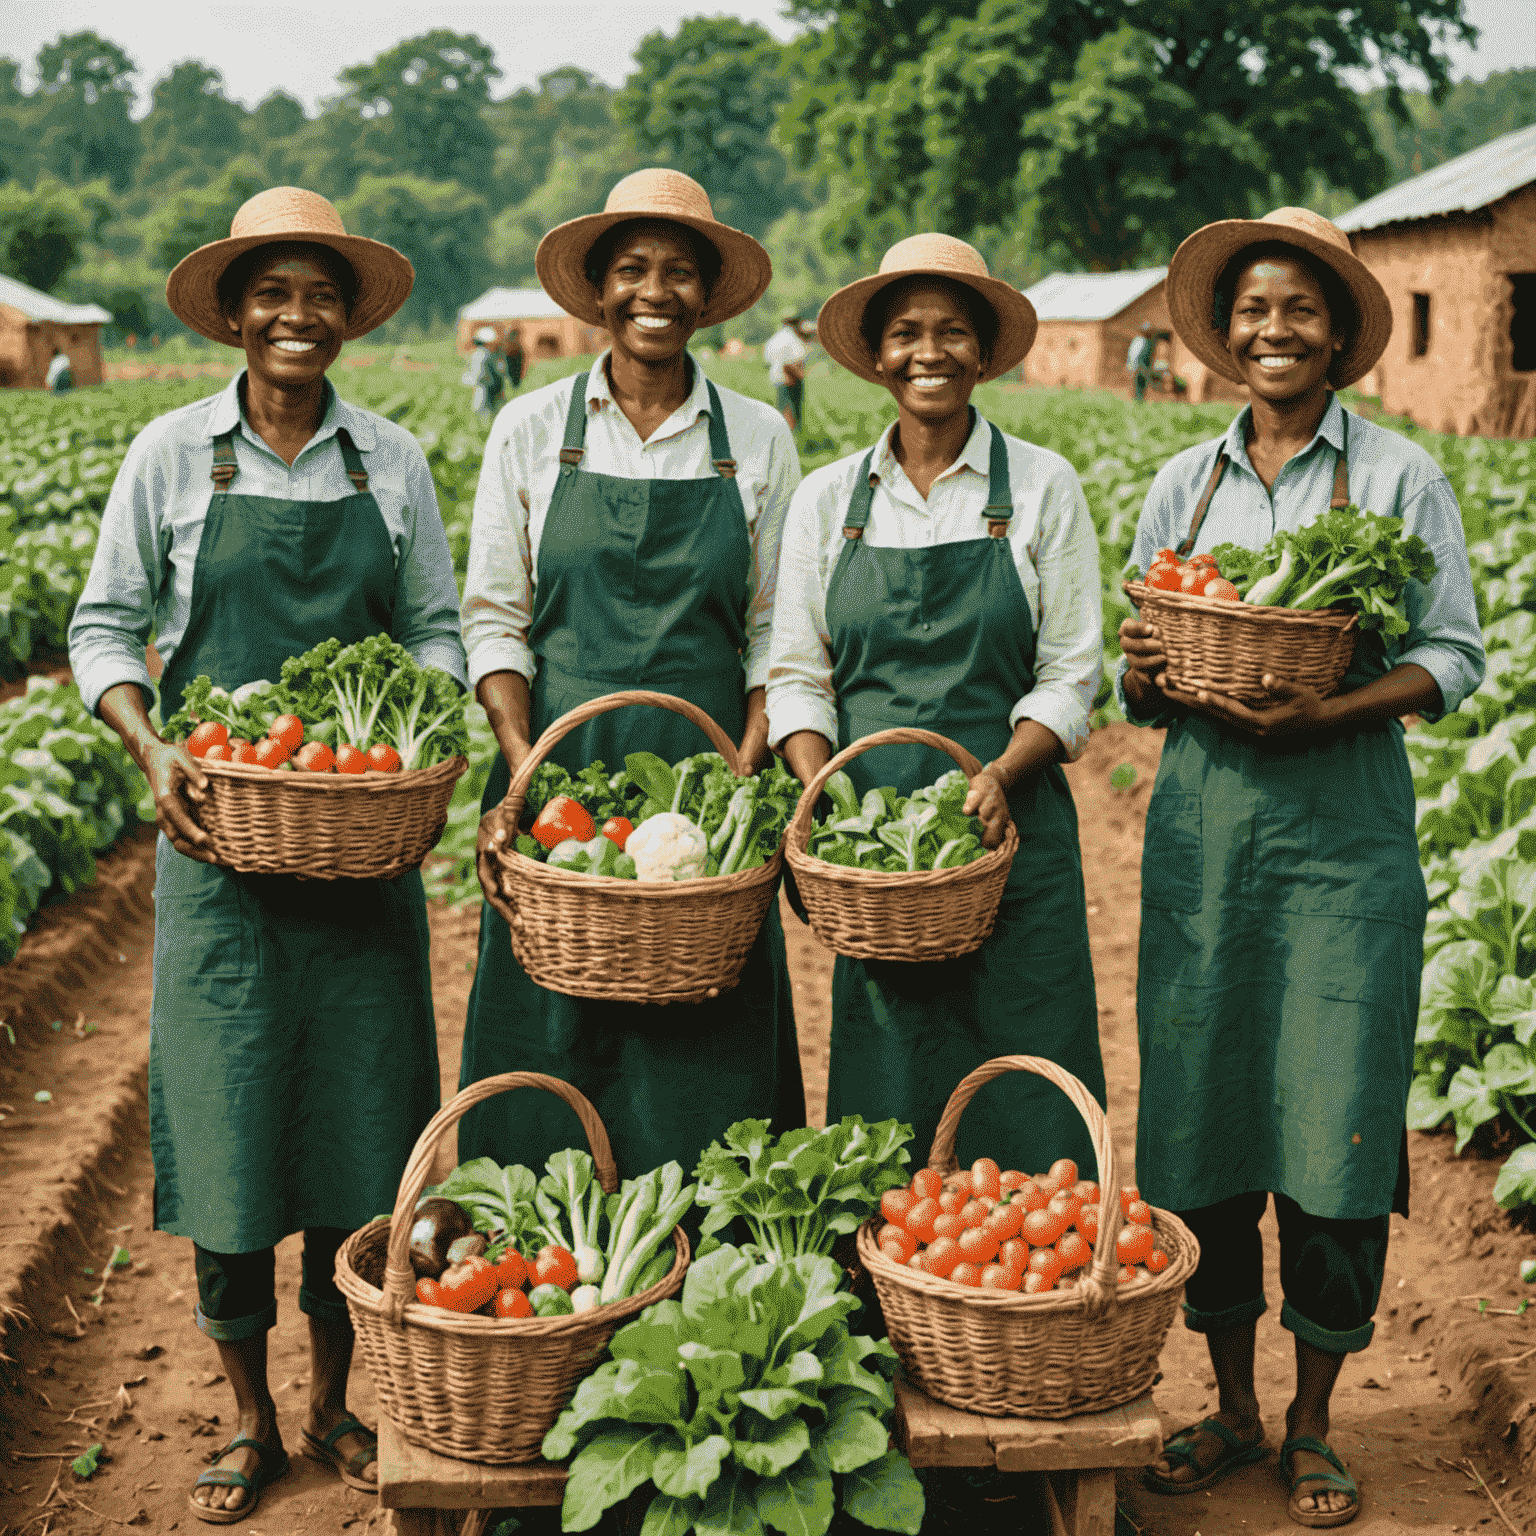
[
  {"left": 504, "top": 326, "right": 525, "bottom": 391},
  {"left": 45, "top": 347, "right": 75, "bottom": 393},
  {"left": 1126, "top": 321, "right": 1155, "bottom": 402},
  {"left": 464, "top": 325, "right": 507, "bottom": 423},
  {"left": 764, "top": 309, "right": 808, "bottom": 431}
]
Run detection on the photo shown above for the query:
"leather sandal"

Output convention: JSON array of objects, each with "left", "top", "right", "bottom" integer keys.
[
  {"left": 1143, "top": 1416, "right": 1270, "bottom": 1495},
  {"left": 1281, "top": 1435, "right": 1360, "bottom": 1528},
  {"left": 301, "top": 1412, "right": 379, "bottom": 1492},
  {"left": 189, "top": 1433, "right": 289, "bottom": 1525}
]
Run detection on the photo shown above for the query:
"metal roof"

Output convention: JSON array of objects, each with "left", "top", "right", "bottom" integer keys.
[
  {"left": 1336, "top": 122, "right": 1536, "bottom": 233},
  {"left": 1023, "top": 267, "right": 1167, "bottom": 323},
  {"left": 458, "top": 286, "right": 571, "bottom": 322},
  {"left": 0, "top": 272, "right": 111, "bottom": 325}
]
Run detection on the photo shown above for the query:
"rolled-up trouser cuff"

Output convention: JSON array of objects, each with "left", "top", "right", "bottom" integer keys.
[
  {"left": 1182, "top": 1293, "right": 1267, "bottom": 1334},
  {"left": 195, "top": 1299, "right": 277, "bottom": 1342},
  {"left": 1280, "top": 1298, "right": 1374, "bottom": 1354},
  {"left": 298, "top": 1285, "right": 352, "bottom": 1325}
]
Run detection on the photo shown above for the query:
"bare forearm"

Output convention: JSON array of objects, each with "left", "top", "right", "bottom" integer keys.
[
  {"left": 782, "top": 729, "right": 833, "bottom": 788},
  {"left": 739, "top": 687, "right": 771, "bottom": 772},
  {"left": 1316, "top": 662, "right": 1441, "bottom": 731},
  {"left": 98, "top": 682, "right": 164, "bottom": 771},
  {"left": 981, "top": 719, "right": 1063, "bottom": 791},
  {"left": 476, "top": 669, "right": 532, "bottom": 770}
]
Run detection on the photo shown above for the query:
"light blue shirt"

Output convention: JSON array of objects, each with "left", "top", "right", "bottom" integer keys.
[
  {"left": 69, "top": 370, "right": 467, "bottom": 717},
  {"left": 1116, "top": 396, "right": 1484, "bottom": 724}
]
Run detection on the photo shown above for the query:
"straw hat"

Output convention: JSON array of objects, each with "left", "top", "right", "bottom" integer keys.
[
  {"left": 816, "top": 234, "right": 1037, "bottom": 385},
  {"left": 166, "top": 187, "right": 415, "bottom": 345},
  {"left": 535, "top": 168, "right": 772, "bottom": 329},
  {"left": 1166, "top": 206, "right": 1392, "bottom": 388}
]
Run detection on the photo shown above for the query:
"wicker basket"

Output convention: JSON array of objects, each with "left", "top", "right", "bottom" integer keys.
[
  {"left": 784, "top": 728, "right": 1016, "bottom": 963},
  {"left": 1124, "top": 580, "right": 1357, "bottom": 705},
  {"left": 335, "top": 1071, "right": 690, "bottom": 1464},
  {"left": 858, "top": 1054, "right": 1198, "bottom": 1419},
  {"left": 492, "top": 690, "right": 782, "bottom": 1004},
  {"left": 191, "top": 754, "right": 467, "bottom": 879}
]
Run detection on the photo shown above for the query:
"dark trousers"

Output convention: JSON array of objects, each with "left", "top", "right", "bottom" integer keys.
[
  {"left": 1176, "top": 1191, "right": 1389, "bottom": 1354},
  {"left": 193, "top": 1227, "right": 350, "bottom": 1342}
]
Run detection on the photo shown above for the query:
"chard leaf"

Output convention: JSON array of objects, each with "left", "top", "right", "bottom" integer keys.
[
  {"left": 816, "top": 1396, "right": 889, "bottom": 1474},
  {"left": 679, "top": 1342, "right": 748, "bottom": 1410},
  {"left": 1488, "top": 975, "right": 1536, "bottom": 1046},
  {"left": 755, "top": 1454, "right": 834, "bottom": 1536},
  {"left": 560, "top": 1425, "right": 672, "bottom": 1533},
  {"left": 738, "top": 1385, "right": 822, "bottom": 1420},
  {"left": 643, "top": 1494, "right": 703, "bottom": 1536},
  {"left": 653, "top": 1433, "right": 732, "bottom": 1500},
  {"left": 732, "top": 1412, "right": 811, "bottom": 1477},
  {"left": 610, "top": 1299, "right": 691, "bottom": 1365},
  {"left": 1405, "top": 1074, "right": 1452, "bottom": 1132},
  {"left": 695, "top": 1467, "right": 765, "bottom": 1536},
  {"left": 625, "top": 752, "right": 678, "bottom": 811},
  {"left": 816, "top": 1332, "right": 893, "bottom": 1404},
  {"left": 768, "top": 1351, "right": 824, "bottom": 1389},
  {"left": 1447, "top": 1066, "right": 1501, "bottom": 1153},
  {"left": 1495, "top": 1142, "right": 1536, "bottom": 1210},
  {"left": 1482, "top": 1041, "right": 1536, "bottom": 1096},
  {"left": 839, "top": 1449, "right": 926, "bottom": 1535}
]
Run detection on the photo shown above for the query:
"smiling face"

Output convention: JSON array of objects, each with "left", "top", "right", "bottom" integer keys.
[
  {"left": 871, "top": 278, "right": 991, "bottom": 423},
  {"left": 595, "top": 223, "right": 708, "bottom": 366},
  {"left": 224, "top": 244, "right": 349, "bottom": 388},
  {"left": 1224, "top": 256, "right": 1344, "bottom": 404}
]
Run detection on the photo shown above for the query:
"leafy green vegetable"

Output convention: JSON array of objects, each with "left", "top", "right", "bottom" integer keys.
[
  {"left": 72, "top": 1443, "right": 103, "bottom": 1479},
  {"left": 808, "top": 768, "right": 987, "bottom": 873},
  {"left": 427, "top": 1158, "right": 540, "bottom": 1250},
  {"left": 600, "top": 1161, "right": 696, "bottom": 1305}
]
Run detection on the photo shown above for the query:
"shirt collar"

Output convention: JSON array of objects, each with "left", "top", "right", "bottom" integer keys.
[
  {"left": 870, "top": 411, "right": 991, "bottom": 487},
  {"left": 1224, "top": 392, "right": 1345, "bottom": 473},
  {"left": 586, "top": 348, "right": 712, "bottom": 426},
  {"left": 206, "top": 369, "right": 377, "bottom": 455}
]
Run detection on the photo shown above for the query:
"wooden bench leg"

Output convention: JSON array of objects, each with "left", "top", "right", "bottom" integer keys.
[
  {"left": 1045, "top": 1467, "right": 1116, "bottom": 1536},
  {"left": 384, "top": 1510, "right": 492, "bottom": 1536}
]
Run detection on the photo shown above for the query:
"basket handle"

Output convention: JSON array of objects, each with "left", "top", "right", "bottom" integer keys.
[
  {"left": 500, "top": 690, "right": 746, "bottom": 828},
  {"left": 380, "top": 1072, "right": 618, "bottom": 1326},
  {"left": 786, "top": 727, "right": 985, "bottom": 847},
  {"left": 928, "top": 1054, "right": 1123, "bottom": 1320}
]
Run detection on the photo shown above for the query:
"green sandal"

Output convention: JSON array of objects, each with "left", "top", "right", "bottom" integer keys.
[
  {"left": 1143, "top": 1416, "right": 1270, "bottom": 1495},
  {"left": 301, "top": 1413, "right": 379, "bottom": 1492},
  {"left": 1281, "top": 1435, "right": 1360, "bottom": 1529},
  {"left": 188, "top": 1434, "right": 289, "bottom": 1525}
]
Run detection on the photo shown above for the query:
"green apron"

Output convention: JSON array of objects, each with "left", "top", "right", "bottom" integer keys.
[
  {"left": 458, "top": 370, "right": 804, "bottom": 1180},
  {"left": 1135, "top": 410, "right": 1423, "bottom": 1221},
  {"left": 821, "top": 418, "right": 1105, "bottom": 1178},
  {"left": 150, "top": 422, "right": 441, "bottom": 1253}
]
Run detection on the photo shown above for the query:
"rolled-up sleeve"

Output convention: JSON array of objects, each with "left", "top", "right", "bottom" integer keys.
[
  {"left": 765, "top": 479, "right": 838, "bottom": 749},
  {"left": 1393, "top": 475, "right": 1485, "bottom": 719},
  {"left": 391, "top": 445, "right": 468, "bottom": 688},
  {"left": 744, "top": 417, "right": 801, "bottom": 693},
  {"left": 1011, "top": 467, "right": 1102, "bottom": 760},
  {"left": 460, "top": 409, "right": 537, "bottom": 690}
]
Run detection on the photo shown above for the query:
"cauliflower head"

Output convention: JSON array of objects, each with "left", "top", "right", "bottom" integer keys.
[{"left": 626, "top": 813, "right": 708, "bottom": 882}]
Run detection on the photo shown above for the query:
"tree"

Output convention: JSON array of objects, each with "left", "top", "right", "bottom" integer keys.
[
  {"left": 34, "top": 32, "right": 139, "bottom": 189},
  {"left": 136, "top": 62, "right": 248, "bottom": 192},
  {"left": 0, "top": 178, "right": 89, "bottom": 290},
  {"left": 142, "top": 158, "right": 267, "bottom": 272},
  {"left": 782, "top": 0, "right": 1475, "bottom": 271},
  {"left": 614, "top": 18, "right": 805, "bottom": 238},
  {"left": 485, "top": 67, "right": 616, "bottom": 209},
  {"left": 1363, "top": 66, "right": 1536, "bottom": 182},
  {"left": 0, "top": 59, "right": 40, "bottom": 187}
]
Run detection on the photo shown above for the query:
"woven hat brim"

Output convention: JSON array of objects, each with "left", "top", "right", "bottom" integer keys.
[
  {"left": 816, "top": 268, "right": 1038, "bottom": 385},
  {"left": 535, "top": 212, "right": 773, "bottom": 330},
  {"left": 166, "top": 232, "right": 416, "bottom": 346},
  {"left": 1166, "top": 219, "right": 1392, "bottom": 388}
]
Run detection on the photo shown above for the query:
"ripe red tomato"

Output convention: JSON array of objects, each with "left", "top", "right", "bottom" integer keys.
[
  {"left": 1073, "top": 1180, "right": 1100, "bottom": 1205},
  {"left": 986, "top": 1201, "right": 1024, "bottom": 1242},
  {"left": 493, "top": 1288, "right": 533, "bottom": 1319},
  {"left": 1027, "top": 1246, "right": 1063, "bottom": 1285},
  {"left": 294, "top": 741, "right": 335, "bottom": 773},
  {"left": 948, "top": 1262, "right": 982, "bottom": 1288},
  {"left": 367, "top": 743, "right": 402, "bottom": 773},
  {"left": 1153, "top": 548, "right": 1180, "bottom": 564},
  {"left": 1012, "top": 1179, "right": 1049, "bottom": 1213},
  {"left": 1146, "top": 1248, "right": 1170, "bottom": 1275},
  {"left": 531, "top": 795, "right": 595, "bottom": 849},
  {"left": 230, "top": 739, "right": 260, "bottom": 765},
  {"left": 879, "top": 1229, "right": 917, "bottom": 1265},
  {"left": 1047, "top": 1190, "right": 1083, "bottom": 1231},
  {"left": 1126, "top": 1200, "right": 1154, "bottom": 1227},
  {"left": 1178, "top": 564, "right": 1208, "bottom": 593},
  {"left": 949, "top": 1171, "right": 975, "bottom": 1200},
  {"left": 998, "top": 1170, "right": 1029, "bottom": 1193},
  {"left": 957, "top": 1226, "right": 999, "bottom": 1266},
  {"left": 933, "top": 1212, "right": 967, "bottom": 1242},
  {"left": 1022, "top": 1207, "right": 1068, "bottom": 1248},
  {"left": 1032, "top": 1173, "right": 1062, "bottom": 1198},
  {"left": 1146, "top": 563, "right": 1185, "bottom": 591},
  {"left": 937, "top": 1187, "right": 968, "bottom": 1217},
  {"left": 1055, "top": 1231, "right": 1091, "bottom": 1273},
  {"left": 970, "top": 1158, "right": 1001, "bottom": 1199},
  {"left": 335, "top": 744, "right": 369, "bottom": 775},
  {"left": 253, "top": 737, "right": 290, "bottom": 770},
  {"left": 1078, "top": 1209, "right": 1100, "bottom": 1245},
  {"left": 268, "top": 715, "right": 304, "bottom": 754},
  {"left": 187, "top": 721, "right": 228, "bottom": 757},
  {"left": 998, "top": 1238, "right": 1029, "bottom": 1272},
  {"left": 910, "top": 1169, "right": 943, "bottom": 1201},
  {"left": 495, "top": 1250, "right": 528, "bottom": 1290},
  {"left": 904, "top": 1197, "right": 940, "bottom": 1244},
  {"left": 1202, "top": 577, "right": 1242, "bottom": 602},
  {"left": 1023, "top": 1270, "right": 1057, "bottom": 1294},
  {"left": 921, "top": 1236, "right": 960, "bottom": 1278},
  {"left": 1119, "top": 1185, "right": 1140, "bottom": 1214},
  {"left": 1116, "top": 1224, "right": 1155, "bottom": 1266},
  {"left": 601, "top": 816, "right": 633, "bottom": 849},
  {"left": 959, "top": 1199, "right": 987, "bottom": 1228},
  {"left": 979, "top": 1262, "right": 1022, "bottom": 1291},
  {"left": 532, "top": 1245, "right": 579, "bottom": 1292},
  {"left": 1051, "top": 1163, "right": 1083, "bottom": 1196},
  {"left": 881, "top": 1188, "right": 916, "bottom": 1227},
  {"left": 204, "top": 743, "right": 234, "bottom": 762}
]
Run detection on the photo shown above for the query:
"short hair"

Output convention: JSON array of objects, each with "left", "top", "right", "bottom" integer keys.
[
  {"left": 861, "top": 276, "right": 998, "bottom": 363},
  {"left": 583, "top": 219, "right": 721, "bottom": 296},
  {"left": 217, "top": 242, "right": 359, "bottom": 319},
  {"left": 1212, "top": 241, "right": 1357, "bottom": 345}
]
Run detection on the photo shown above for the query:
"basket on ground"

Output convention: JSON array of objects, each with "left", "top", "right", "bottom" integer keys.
[
  {"left": 492, "top": 690, "right": 782, "bottom": 1004},
  {"left": 858, "top": 1055, "right": 1198, "bottom": 1418},
  {"left": 784, "top": 727, "right": 1016, "bottom": 962},
  {"left": 336, "top": 1071, "right": 690, "bottom": 1464},
  {"left": 1124, "top": 580, "right": 1357, "bottom": 705},
  {"left": 191, "top": 754, "right": 466, "bottom": 879}
]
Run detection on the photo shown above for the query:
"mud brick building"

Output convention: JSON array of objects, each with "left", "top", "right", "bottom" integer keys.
[
  {"left": 0, "top": 273, "right": 110, "bottom": 389},
  {"left": 456, "top": 287, "right": 607, "bottom": 360}
]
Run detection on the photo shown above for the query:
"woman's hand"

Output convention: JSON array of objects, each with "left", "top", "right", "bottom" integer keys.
[
  {"left": 963, "top": 768, "right": 1012, "bottom": 849},
  {"left": 738, "top": 687, "right": 772, "bottom": 774},
  {"left": 143, "top": 740, "right": 214, "bottom": 862},
  {"left": 1159, "top": 673, "right": 1326, "bottom": 738},
  {"left": 476, "top": 799, "right": 520, "bottom": 925},
  {"left": 1119, "top": 615, "right": 1171, "bottom": 716}
]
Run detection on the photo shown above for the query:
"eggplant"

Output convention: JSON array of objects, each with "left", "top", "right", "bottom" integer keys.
[{"left": 408, "top": 1197, "right": 476, "bottom": 1279}]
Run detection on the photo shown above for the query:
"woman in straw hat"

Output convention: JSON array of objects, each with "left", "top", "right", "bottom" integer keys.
[
  {"left": 1119, "top": 208, "right": 1483, "bottom": 1526},
  {"left": 461, "top": 168, "right": 804, "bottom": 1183},
  {"left": 68, "top": 187, "right": 466, "bottom": 1522},
  {"left": 767, "top": 234, "right": 1107, "bottom": 1181}
]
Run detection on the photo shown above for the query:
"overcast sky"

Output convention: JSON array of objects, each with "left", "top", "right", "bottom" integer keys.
[{"left": 1, "top": 0, "right": 1531, "bottom": 112}]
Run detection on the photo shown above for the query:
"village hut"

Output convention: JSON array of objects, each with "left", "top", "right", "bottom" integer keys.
[
  {"left": 456, "top": 287, "right": 607, "bottom": 360},
  {"left": 1338, "top": 122, "right": 1536, "bottom": 438},
  {"left": 0, "top": 274, "right": 111, "bottom": 388}
]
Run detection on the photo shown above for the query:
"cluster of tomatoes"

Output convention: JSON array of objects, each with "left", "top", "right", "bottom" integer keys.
[
  {"left": 415, "top": 1242, "right": 579, "bottom": 1318},
  {"left": 1142, "top": 548, "right": 1241, "bottom": 602},
  {"left": 875, "top": 1157, "right": 1167, "bottom": 1293},
  {"left": 185, "top": 714, "right": 403, "bottom": 775}
]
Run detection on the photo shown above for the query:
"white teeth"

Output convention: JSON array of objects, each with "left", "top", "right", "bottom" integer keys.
[
  {"left": 1257, "top": 356, "right": 1298, "bottom": 368},
  {"left": 271, "top": 339, "right": 316, "bottom": 353},
  {"left": 909, "top": 377, "right": 950, "bottom": 389},
  {"left": 632, "top": 316, "right": 671, "bottom": 330}
]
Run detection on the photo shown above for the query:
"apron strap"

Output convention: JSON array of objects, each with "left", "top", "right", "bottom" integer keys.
[
  {"left": 335, "top": 428, "right": 369, "bottom": 493},
  {"left": 1176, "top": 447, "right": 1227, "bottom": 557},
  {"left": 558, "top": 371, "right": 590, "bottom": 472},
  {"left": 842, "top": 450, "right": 879, "bottom": 541},
  {"left": 210, "top": 431, "right": 238, "bottom": 492},
  {"left": 981, "top": 418, "right": 1014, "bottom": 538},
  {"left": 1331, "top": 408, "right": 1350, "bottom": 509},
  {"left": 704, "top": 379, "right": 737, "bottom": 478}
]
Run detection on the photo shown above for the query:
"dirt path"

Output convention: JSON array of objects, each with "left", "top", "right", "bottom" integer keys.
[{"left": 0, "top": 727, "right": 1532, "bottom": 1534}]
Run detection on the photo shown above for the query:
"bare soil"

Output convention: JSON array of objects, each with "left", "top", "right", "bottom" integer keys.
[{"left": 0, "top": 724, "right": 1532, "bottom": 1535}]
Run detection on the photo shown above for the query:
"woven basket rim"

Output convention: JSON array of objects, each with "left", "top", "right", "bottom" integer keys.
[
  {"left": 197, "top": 753, "right": 468, "bottom": 789},
  {"left": 1123, "top": 579, "right": 1358, "bottom": 630},
  {"left": 785, "top": 822, "right": 1017, "bottom": 887},
  {"left": 494, "top": 841, "right": 784, "bottom": 895}
]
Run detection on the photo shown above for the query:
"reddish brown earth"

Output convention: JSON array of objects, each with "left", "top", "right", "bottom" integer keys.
[{"left": 0, "top": 724, "right": 1533, "bottom": 1535}]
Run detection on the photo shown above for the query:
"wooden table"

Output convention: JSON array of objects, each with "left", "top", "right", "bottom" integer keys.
[{"left": 892, "top": 1381, "right": 1163, "bottom": 1536}]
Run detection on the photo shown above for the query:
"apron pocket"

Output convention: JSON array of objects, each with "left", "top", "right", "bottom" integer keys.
[
  {"left": 1141, "top": 792, "right": 1202, "bottom": 913},
  {"left": 154, "top": 837, "right": 253, "bottom": 978},
  {"left": 1253, "top": 812, "right": 1426, "bottom": 926}
]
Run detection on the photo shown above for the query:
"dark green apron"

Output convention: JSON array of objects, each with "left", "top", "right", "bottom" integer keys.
[
  {"left": 821, "top": 419, "right": 1105, "bottom": 1178},
  {"left": 150, "top": 420, "right": 440, "bottom": 1253},
  {"left": 1135, "top": 409, "right": 1423, "bottom": 1220},
  {"left": 458, "top": 371, "right": 804, "bottom": 1180}
]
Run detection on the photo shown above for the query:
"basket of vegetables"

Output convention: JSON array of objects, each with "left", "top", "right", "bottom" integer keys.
[
  {"left": 492, "top": 690, "right": 796, "bottom": 1004},
  {"left": 336, "top": 1070, "right": 693, "bottom": 1464},
  {"left": 162, "top": 634, "right": 468, "bottom": 879},
  {"left": 1122, "top": 507, "right": 1437, "bottom": 705},
  {"left": 856, "top": 1054, "right": 1198, "bottom": 1418},
  {"left": 783, "top": 728, "right": 1016, "bottom": 962}
]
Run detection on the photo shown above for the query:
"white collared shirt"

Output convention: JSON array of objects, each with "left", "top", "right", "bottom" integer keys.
[
  {"left": 460, "top": 350, "right": 800, "bottom": 691},
  {"left": 68, "top": 371, "right": 467, "bottom": 717},
  {"left": 766, "top": 416, "right": 1104, "bottom": 760}
]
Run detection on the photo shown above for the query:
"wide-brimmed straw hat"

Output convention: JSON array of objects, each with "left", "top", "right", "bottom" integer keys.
[
  {"left": 166, "top": 187, "right": 415, "bottom": 346},
  {"left": 816, "top": 234, "right": 1037, "bottom": 385},
  {"left": 1166, "top": 206, "right": 1392, "bottom": 388},
  {"left": 535, "top": 168, "right": 772, "bottom": 329}
]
